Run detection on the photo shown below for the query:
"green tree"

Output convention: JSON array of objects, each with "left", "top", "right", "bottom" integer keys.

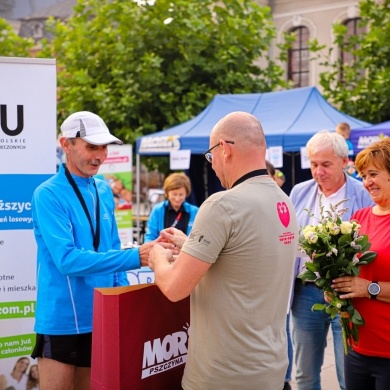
[
  {"left": 40, "top": 0, "right": 289, "bottom": 145},
  {"left": 0, "top": 18, "right": 33, "bottom": 56},
  {"left": 312, "top": 0, "right": 390, "bottom": 123}
]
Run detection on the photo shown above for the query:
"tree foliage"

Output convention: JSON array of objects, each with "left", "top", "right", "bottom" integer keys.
[
  {"left": 0, "top": 18, "right": 33, "bottom": 57},
  {"left": 311, "top": 0, "right": 390, "bottom": 123},
  {"left": 39, "top": 0, "right": 289, "bottom": 145}
]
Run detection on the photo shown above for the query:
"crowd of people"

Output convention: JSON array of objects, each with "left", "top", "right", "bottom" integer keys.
[{"left": 21, "top": 109, "right": 389, "bottom": 390}]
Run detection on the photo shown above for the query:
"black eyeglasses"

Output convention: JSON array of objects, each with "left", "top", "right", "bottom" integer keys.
[{"left": 203, "top": 141, "right": 234, "bottom": 163}]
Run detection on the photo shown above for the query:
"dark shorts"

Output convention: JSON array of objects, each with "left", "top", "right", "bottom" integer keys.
[{"left": 31, "top": 333, "right": 92, "bottom": 367}]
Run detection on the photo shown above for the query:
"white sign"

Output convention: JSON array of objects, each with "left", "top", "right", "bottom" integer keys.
[
  {"left": 300, "top": 147, "right": 310, "bottom": 169},
  {"left": 170, "top": 149, "right": 191, "bottom": 170},
  {"left": 266, "top": 146, "right": 283, "bottom": 168},
  {"left": 0, "top": 57, "right": 57, "bottom": 377},
  {"left": 139, "top": 135, "right": 181, "bottom": 153}
]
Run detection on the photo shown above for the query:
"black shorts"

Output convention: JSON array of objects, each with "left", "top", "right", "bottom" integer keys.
[{"left": 31, "top": 333, "right": 92, "bottom": 367}]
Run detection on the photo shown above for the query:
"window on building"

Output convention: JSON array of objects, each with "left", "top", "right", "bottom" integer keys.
[
  {"left": 287, "top": 26, "right": 310, "bottom": 87},
  {"left": 340, "top": 18, "right": 366, "bottom": 80}
]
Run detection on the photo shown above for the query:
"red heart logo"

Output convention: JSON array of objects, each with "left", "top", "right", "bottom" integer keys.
[{"left": 277, "top": 202, "right": 290, "bottom": 228}]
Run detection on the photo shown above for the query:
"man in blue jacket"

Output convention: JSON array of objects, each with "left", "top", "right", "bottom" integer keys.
[
  {"left": 290, "top": 131, "right": 373, "bottom": 390},
  {"left": 30, "top": 111, "right": 173, "bottom": 389}
]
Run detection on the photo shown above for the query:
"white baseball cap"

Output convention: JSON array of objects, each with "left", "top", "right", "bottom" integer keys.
[{"left": 60, "top": 111, "right": 123, "bottom": 145}]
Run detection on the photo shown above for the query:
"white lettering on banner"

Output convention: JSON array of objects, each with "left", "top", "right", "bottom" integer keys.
[
  {"left": 357, "top": 134, "right": 388, "bottom": 150},
  {"left": 141, "top": 327, "right": 189, "bottom": 379},
  {"left": 142, "top": 356, "right": 186, "bottom": 378},
  {"left": 0, "top": 217, "right": 33, "bottom": 223},
  {"left": 0, "top": 145, "right": 27, "bottom": 150},
  {"left": 1, "top": 346, "right": 32, "bottom": 355},
  {"left": 139, "top": 135, "right": 181, "bottom": 153},
  {"left": 0, "top": 200, "right": 31, "bottom": 213},
  {"left": 0, "top": 138, "right": 26, "bottom": 143}
]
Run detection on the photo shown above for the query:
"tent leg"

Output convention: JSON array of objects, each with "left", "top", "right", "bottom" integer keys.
[
  {"left": 291, "top": 153, "right": 296, "bottom": 188},
  {"left": 203, "top": 161, "right": 209, "bottom": 200},
  {"left": 136, "top": 153, "right": 141, "bottom": 244}
]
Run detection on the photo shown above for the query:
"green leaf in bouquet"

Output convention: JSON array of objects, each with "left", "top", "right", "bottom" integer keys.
[
  {"left": 306, "top": 262, "right": 320, "bottom": 272},
  {"left": 346, "top": 303, "right": 355, "bottom": 316},
  {"left": 325, "top": 269, "right": 332, "bottom": 279},
  {"left": 338, "top": 234, "right": 352, "bottom": 246},
  {"left": 357, "top": 235, "right": 369, "bottom": 246},
  {"left": 351, "top": 309, "right": 365, "bottom": 326},
  {"left": 350, "top": 325, "right": 359, "bottom": 343},
  {"left": 357, "top": 251, "right": 377, "bottom": 265},
  {"left": 351, "top": 267, "right": 359, "bottom": 276},
  {"left": 313, "top": 252, "right": 326, "bottom": 260},
  {"left": 315, "top": 277, "right": 328, "bottom": 288},
  {"left": 328, "top": 306, "right": 339, "bottom": 319},
  {"left": 344, "top": 261, "right": 355, "bottom": 273},
  {"left": 338, "top": 298, "right": 348, "bottom": 307},
  {"left": 298, "top": 270, "right": 317, "bottom": 281},
  {"left": 329, "top": 268, "right": 341, "bottom": 280},
  {"left": 298, "top": 236, "right": 308, "bottom": 245},
  {"left": 312, "top": 303, "right": 327, "bottom": 311},
  {"left": 339, "top": 258, "right": 350, "bottom": 268},
  {"left": 323, "top": 286, "right": 333, "bottom": 293},
  {"left": 359, "top": 243, "right": 371, "bottom": 252}
]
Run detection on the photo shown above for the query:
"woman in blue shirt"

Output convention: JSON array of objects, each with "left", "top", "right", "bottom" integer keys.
[{"left": 144, "top": 173, "right": 199, "bottom": 242}]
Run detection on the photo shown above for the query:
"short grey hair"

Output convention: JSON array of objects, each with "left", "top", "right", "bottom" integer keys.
[{"left": 306, "top": 131, "right": 348, "bottom": 158}]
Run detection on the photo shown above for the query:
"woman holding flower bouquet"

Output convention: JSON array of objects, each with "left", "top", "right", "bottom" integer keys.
[{"left": 330, "top": 138, "right": 390, "bottom": 389}]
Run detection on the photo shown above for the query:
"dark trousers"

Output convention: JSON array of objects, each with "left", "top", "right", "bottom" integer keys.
[{"left": 345, "top": 349, "right": 390, "bottom": 390}]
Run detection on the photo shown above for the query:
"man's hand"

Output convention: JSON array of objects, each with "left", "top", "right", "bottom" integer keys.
[
  {"left": 139, "top": 240, "right": 177, "bottom": 267},
  {"left": 158, "top": 227, "right": 187, "bottom": 249},
  {"left": 148, "top": 243, "right": 175, "bottom": 271}
]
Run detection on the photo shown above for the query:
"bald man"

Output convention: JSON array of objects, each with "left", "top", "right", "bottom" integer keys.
[{"left": 149, "top": 112, "right": 299, "bottom": 390}]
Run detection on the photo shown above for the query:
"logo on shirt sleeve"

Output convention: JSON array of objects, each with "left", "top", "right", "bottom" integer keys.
[
  {"left": 277, "top": 202, "right": 296, "bottom": 245},
  {"left": 277, "top": 202, "right": 290, "bottom": 228}
]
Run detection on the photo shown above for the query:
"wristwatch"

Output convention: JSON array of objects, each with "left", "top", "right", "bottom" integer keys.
[{"left": 368, "top": 281, "right": 380, "bottom": 299}]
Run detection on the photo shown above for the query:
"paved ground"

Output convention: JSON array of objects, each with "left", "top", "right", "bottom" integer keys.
[{"left": 290, "top": 327, "right": 341, "bottom": 390}]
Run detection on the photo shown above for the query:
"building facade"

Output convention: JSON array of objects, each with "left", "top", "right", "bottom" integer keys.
[{"left": 267, "top": 0, "right": 361, "bottom": 89}]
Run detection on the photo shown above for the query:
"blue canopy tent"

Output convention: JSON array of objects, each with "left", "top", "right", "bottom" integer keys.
[
  {"left": 136, "top": 86, "right": 369, "bottom": 155},
  {"left": 135, "top": 86, "right": 370, "bottom": 216},
  {"left": 351, "top": 120, "right": 390, "bottom": 155}
]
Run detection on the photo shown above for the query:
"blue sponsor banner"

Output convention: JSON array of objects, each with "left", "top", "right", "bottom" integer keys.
[
  {"left": 351, "top": 121, "right": 390, "bottom": 154},
  {"left": 0, "top": 174, "right": 52, "bottom": 230}
]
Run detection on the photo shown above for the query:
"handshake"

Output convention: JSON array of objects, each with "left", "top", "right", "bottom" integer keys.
[{"left": 138, "top": 227, "right": 187, "bottom": 270}]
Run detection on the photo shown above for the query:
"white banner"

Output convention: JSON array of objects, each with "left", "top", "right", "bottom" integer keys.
[{"left": 0, "top": 57, "right": 57, "bottom": 381}]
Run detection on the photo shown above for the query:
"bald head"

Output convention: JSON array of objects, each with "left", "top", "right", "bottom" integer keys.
[
  {"left": 209, "top": 112, "right": 268, "bottom": 189},
  {"left": 212, "top": 112, "right": 266, "bottom": 150}
]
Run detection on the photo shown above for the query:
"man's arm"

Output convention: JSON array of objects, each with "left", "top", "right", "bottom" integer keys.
[{"left": 149, "top": 244, "right": 211, "bottom": 302}]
